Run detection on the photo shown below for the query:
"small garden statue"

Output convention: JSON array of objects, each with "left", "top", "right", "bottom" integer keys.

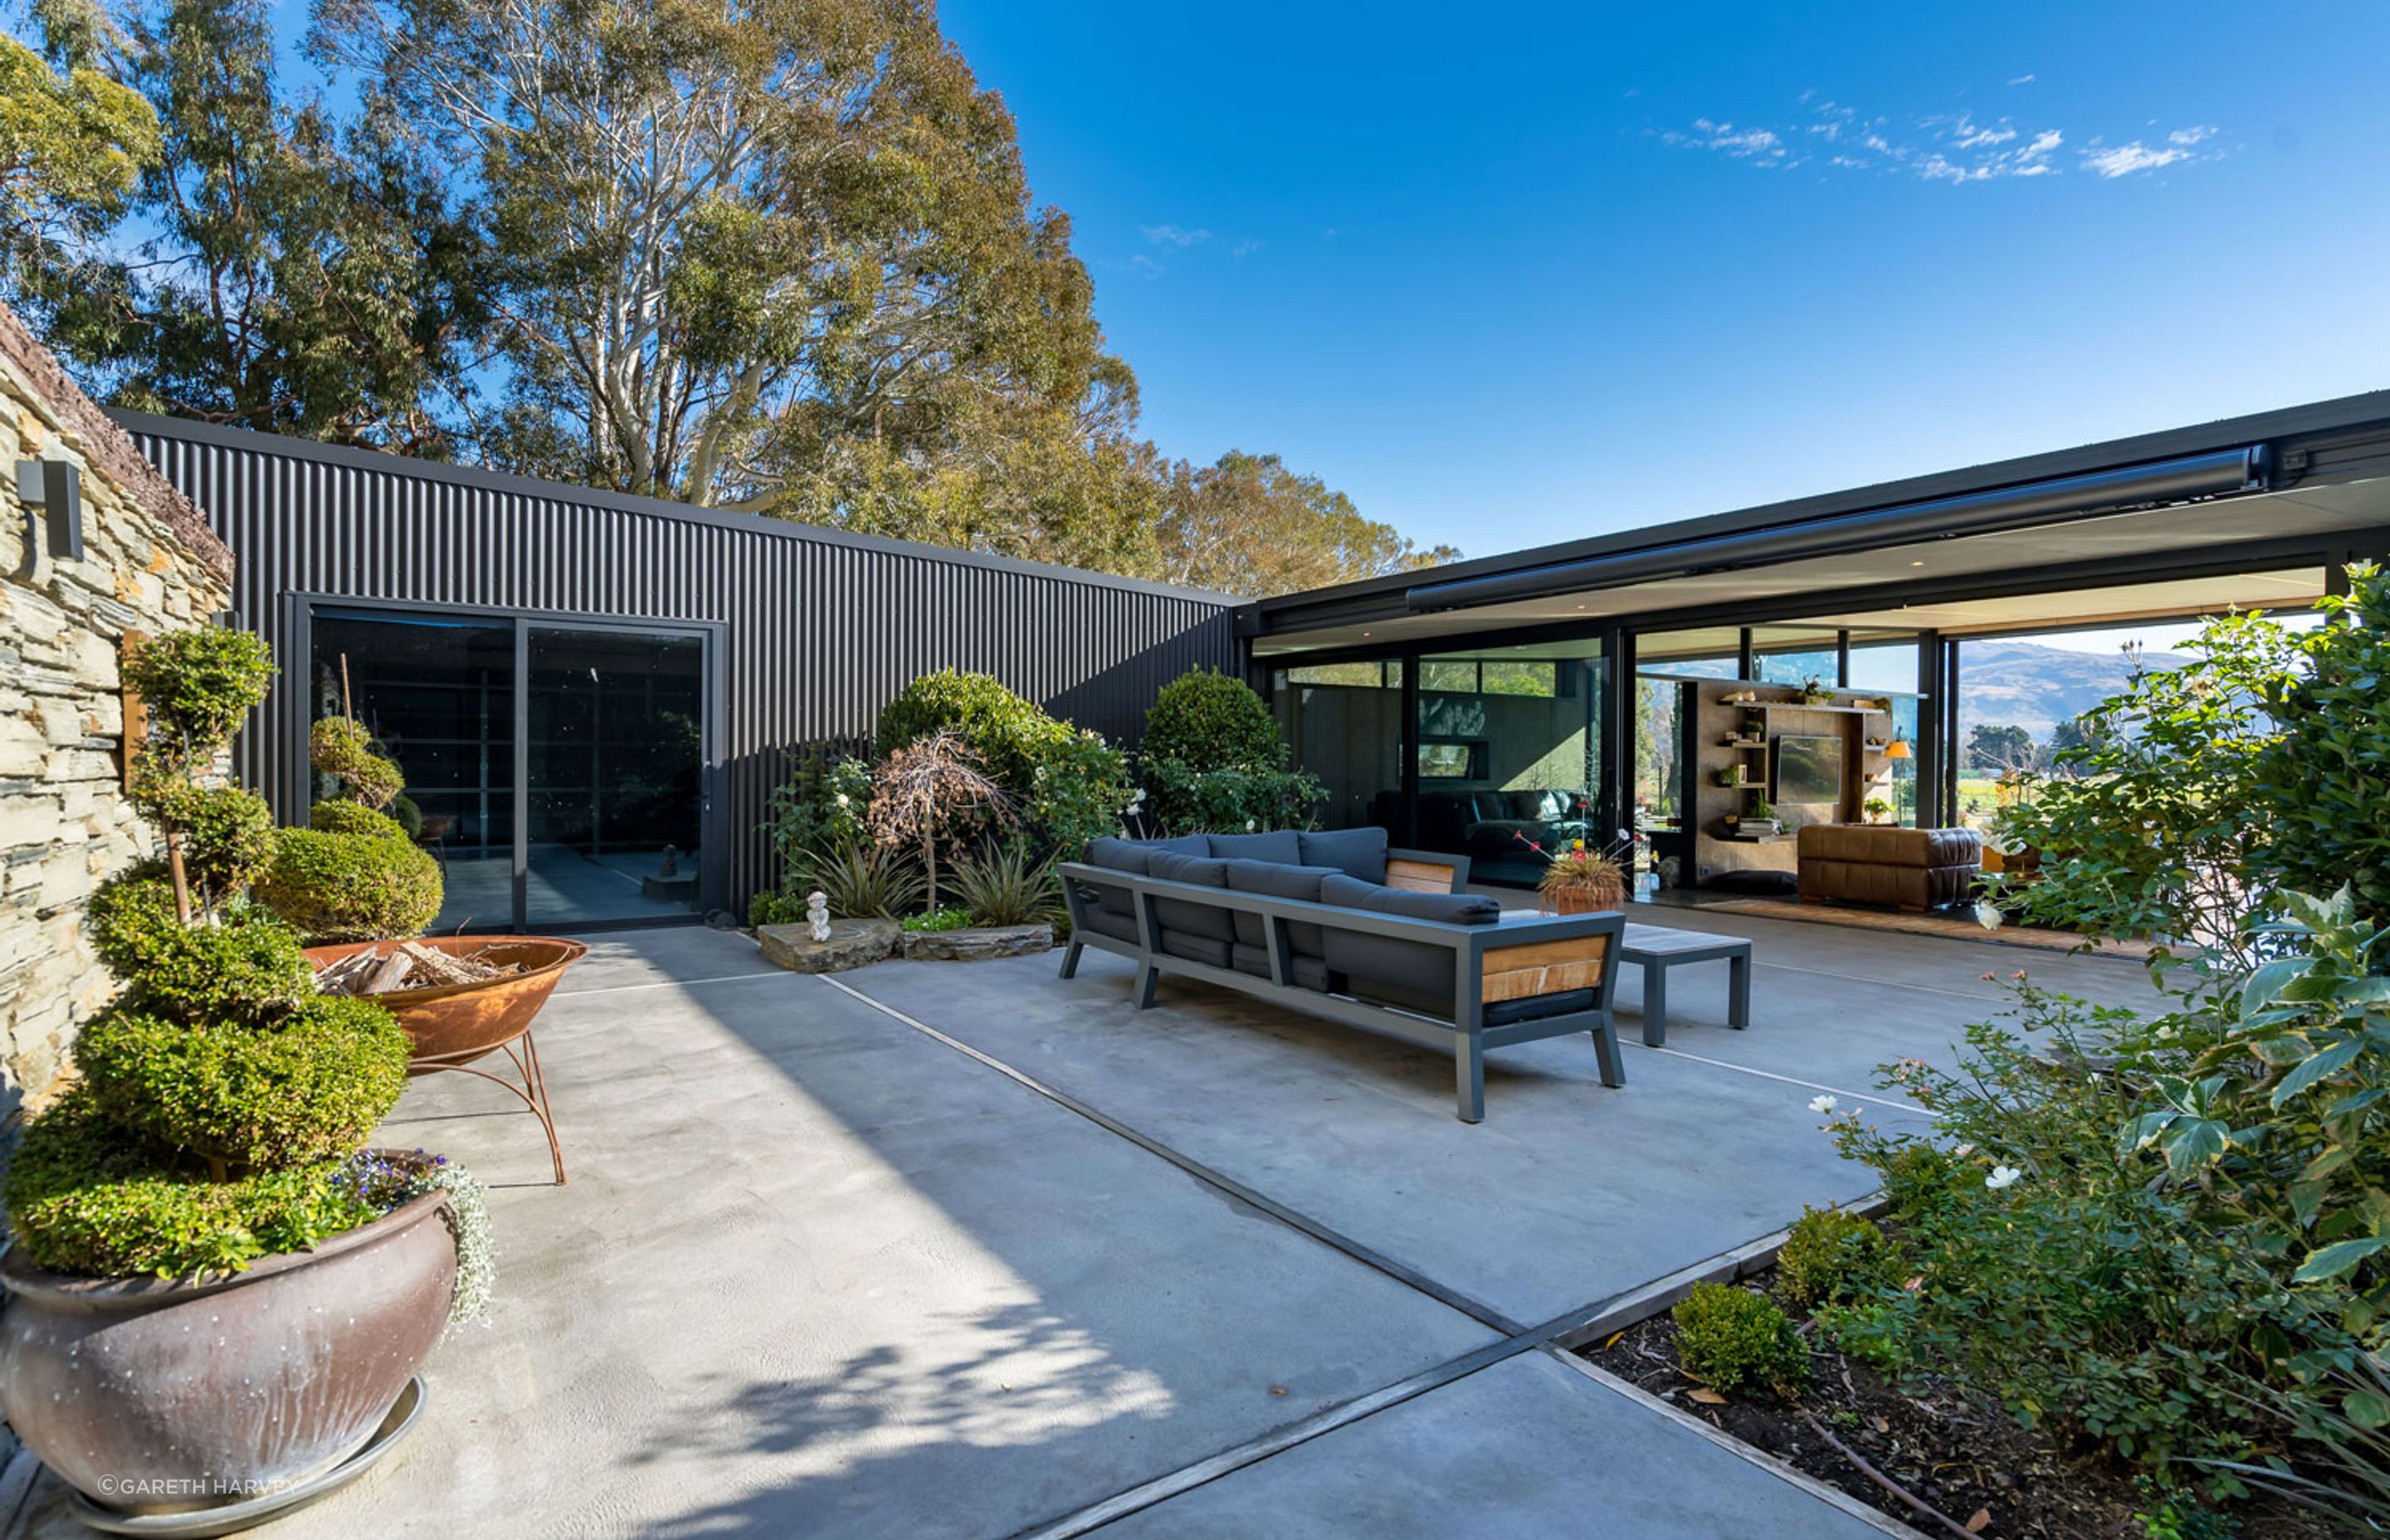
[{"left": 807, "top": 889, "right": 831, "bottom": 942}]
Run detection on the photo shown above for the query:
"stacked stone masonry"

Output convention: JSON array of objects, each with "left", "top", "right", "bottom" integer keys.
[{"left": 0, "top": 300, "right": 233, "bottom": 1125}]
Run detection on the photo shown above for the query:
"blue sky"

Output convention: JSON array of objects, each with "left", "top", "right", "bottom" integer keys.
[{"left": 939, "top": 1, "right": 2390, "bottom": 561}]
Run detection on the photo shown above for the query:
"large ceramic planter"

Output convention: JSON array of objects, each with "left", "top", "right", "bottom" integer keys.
[
  {"left": 0, "top": 1187, "right": 456, "bottom": 1518},
  {"left": 303, "top": 937, "right": 586, "bottom": 1068}
]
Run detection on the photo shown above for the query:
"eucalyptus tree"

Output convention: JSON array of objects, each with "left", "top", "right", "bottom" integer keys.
[
  {"left": 1154, "top": 450, "right": 1462, "bottom": 597},
  {"left": 315, "top": 0, "right": 1135, "bottom": 530}
]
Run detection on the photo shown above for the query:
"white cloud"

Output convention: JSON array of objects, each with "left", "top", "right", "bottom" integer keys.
[
  {"left": 1232, "top": 238, "right": 1261, "bottom": 258},
  {"left": 1126, "top": 255, "right": 1163, "bottom": 279},
  {"left": 2081, "top": 141, "right": 2191, "bottom": 178},
  {"left": 2007, "top": 73, "right": 2036, "bottom": 85},
  {"left": 1655, "top": 94, "right": 2215, "bottom": 186},
  {"left": 1139, "top": 225, "right": 1211, "bottom": 247}
]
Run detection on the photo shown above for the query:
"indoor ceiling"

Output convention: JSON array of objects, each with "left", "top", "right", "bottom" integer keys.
[{"left": 1254, "top": 476, "right": 2388, "bottom": 657}]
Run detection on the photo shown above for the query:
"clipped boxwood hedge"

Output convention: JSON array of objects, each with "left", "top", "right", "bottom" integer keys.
[
  {"left": 876, "top": 670, "right": 1073, "bottom": 792},
  {"left": 2, "top": 1103, "right": 379, "bottom": 1279},
  {"left": 256, "top": 826, "right": 442, "bottom": 943},
  {"left": 73, "top": 997, "right": 412, "bottom": 1169},
  {"left": 1140, "top": 668, "right": 1286, "bottom": 773},
  {"left": 87, "top": 874, "right": 315, "bottom": 1025},
  {"left": 308, "top": 802, "right": 411, "bottom": 842}
]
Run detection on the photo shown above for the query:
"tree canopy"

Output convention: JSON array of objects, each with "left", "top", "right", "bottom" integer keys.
[{"left": 1, "top": 0, "right": 1456, "bottom": 587}]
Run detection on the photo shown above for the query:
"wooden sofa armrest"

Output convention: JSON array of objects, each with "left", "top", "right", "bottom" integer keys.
[
  {"left": 1384, "top": 847, "right": 1471, "bottom": 894},
  {"left": 1480, "top": 932, "right": 1613, "bottom": 1004}
]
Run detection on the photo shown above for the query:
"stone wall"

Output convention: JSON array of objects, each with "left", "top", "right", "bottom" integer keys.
[{"left": 0, "top": 300, "right": 233, "bottom": 1125}]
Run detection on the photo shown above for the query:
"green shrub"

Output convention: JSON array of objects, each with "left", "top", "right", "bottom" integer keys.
[
  {"left": 2, "top": 1100, "right": 377, "bottom": 1278},
  {"left": 901, "top": 906, "right": 973, "bottom": 933},
  {"left": 1141, "top": 668, "right": 1284, "bottom": 773},
  {"left": 122, "top": 627, "right": 276, "bottom": 758},
  {"left": 951, "top": 841, "right": 1060, "bottom": 927},
  {"left": 256, "top": 826, "right": 442, "bottom": 943},
  {"left": 1022, "top": 728, "right": 1132, "bottom": 859},
  {"left": 876, "top": 671, "right": 1070, "bottom": 792},
  {"left": 1671, "top": 1282, "right": 1809, "bottom": 1396},
  {"left": 108, "top": 908, "right": 316, "bottom": 1026},
  {"left": 135, "top": 783, "right": 280, "bottom": 902},
  {"left": 749, "top": 889, "right": 807, "bottom": 927},
  {"left": 387, "top": 792, "right": 425, "bottom": 840},
  {"left": 86, "top": 866, "right": 183, "bottom": 975},
  {"left": 792, "top": 843, "right": 925, "bottom": 920},
  {"left": 309, "top": 802, "right": 411, "bottom": 842},
  {"left": 74, "top": 997, "right": 412, "bottom": 1168},
  {"left": 1777, "top": 1206, "right": 1893, "bottom": 1309},
  {"left": 310, "top": 716, "right": 403, "bottom": 809},
  {"left": 1140, "top": 757, "right": 1324, "bottom": 835},
  {"left": 763, "top": 744, "right": 871, "bottom": 873}
]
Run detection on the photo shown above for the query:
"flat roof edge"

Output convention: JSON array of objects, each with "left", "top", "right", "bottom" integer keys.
[
  {"left": 1257, "top": 387, "right": 2390, "bottom": 623},
  {"left": 109, "top": 409, "right": 1247, "bottom": 608}
]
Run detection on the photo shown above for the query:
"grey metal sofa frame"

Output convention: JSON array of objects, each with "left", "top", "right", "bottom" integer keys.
[{"left": 1056, "top": 861, "right": 1625, "bottom": 1122}]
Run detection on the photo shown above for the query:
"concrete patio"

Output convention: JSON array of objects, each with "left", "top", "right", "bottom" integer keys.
[{"left": 17, "top": 908, "right": 2162, "bottom": 1539}]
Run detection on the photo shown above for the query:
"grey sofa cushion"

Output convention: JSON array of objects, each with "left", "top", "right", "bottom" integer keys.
[
  {"left": 1314, "top": 875, "right": 1500, "bottom": 1021},
  {"left": 1231, "top": 943, "right": 1331, "bottom": 992},
  {"left": 1297, "top": 826, "right": 1390, "bottom": 885},
  {"left": 1220, "top": 859, "right": 1329, "bottom": 954},
  {"left": 1144, "top": 849, "right": 1237, "bottom": 943},
  {"left": 1207, "top": 830, "right": 1302, "bottom": 865},
  {"left": 1158, "top": 932, "right": 1232, "bottom": 968},
  {"left": 1073, "top": 907, "right": 1139, "bottom": 944},
  {"left": 1085, "top": 835, "right": 1207, "bottom": 915}
]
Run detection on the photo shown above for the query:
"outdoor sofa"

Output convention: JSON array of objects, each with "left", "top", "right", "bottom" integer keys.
[{"left": 1057, "top": 827, "right": 1624, "bottom": 1122}]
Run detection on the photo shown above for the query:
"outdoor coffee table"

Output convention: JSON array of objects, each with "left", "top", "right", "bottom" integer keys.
[
  {"left": 1494, "top": 912, "right": 1752, "bottom": 1045},
  {"left": 1616, "top": 923, "right": 1751, "bottom": 1046}
]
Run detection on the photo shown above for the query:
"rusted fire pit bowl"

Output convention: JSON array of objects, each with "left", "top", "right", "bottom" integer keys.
[{"left": 304, "top": 937, "right": 588, "bottom": 1070}]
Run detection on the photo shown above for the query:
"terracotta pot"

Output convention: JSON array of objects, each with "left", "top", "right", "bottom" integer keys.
[
  {"left": 0, "top": 1187, "right": 456, "bottom": 1517},
  {"left": 304, "top": 937, "right": 586, "bottom": 1068},
  {"left": 1540, "top": 879, "right": 1626, "bottom": 915}
]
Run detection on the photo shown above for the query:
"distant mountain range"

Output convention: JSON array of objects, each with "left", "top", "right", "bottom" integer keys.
[{"left": 1956, "top": 639, "right": 2185, "bottom": 743}]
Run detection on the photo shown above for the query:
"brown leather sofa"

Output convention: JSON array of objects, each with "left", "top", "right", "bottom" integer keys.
[{"left": 1797, "top": 825, "right": 1983, "bottom": 911}]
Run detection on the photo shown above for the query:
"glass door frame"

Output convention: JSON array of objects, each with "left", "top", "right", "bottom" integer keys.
[{"left": 280, "top": 594, "right": 728, "bottom": 933}]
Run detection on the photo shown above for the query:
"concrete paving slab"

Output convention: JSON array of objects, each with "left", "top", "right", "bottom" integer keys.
[
  {"left": 22, "top": 932, "right": 1499, "bottom": 1540},
  {"left": 841, "top": 949, "right": 1917, "bottom": 1328},
  {"left": 1087, "top": 1351, "right": 1889, "bottom": 1539}
]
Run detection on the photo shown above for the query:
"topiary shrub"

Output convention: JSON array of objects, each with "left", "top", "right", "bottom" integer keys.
[
  {"left": 1776, "top": 1205, "right": 1894, "bottom": 1309},
  {"left": 256, "top": 826, "right": 443, "bottom": 943},
  {"left": 1671, "top": 1282, "right": 1810, "bottom": 1396},
  {"left": 3, "top": 1104, "right": 378, "bottom": 1277},
  {"left": 4, "top": 623, "right": 470, "bottom": 1288},
  {"left": 1140, "top": 667, "right": 1285, "bottom": 773},
  {"left": 72, "top": 997, "right": 412, "bottom": 1169},
  {"left": 310, "top": 716, "right": 404, "bottom": 810},
  {"left": 309, "top": 802, "right": 411, "bottom": 842}
]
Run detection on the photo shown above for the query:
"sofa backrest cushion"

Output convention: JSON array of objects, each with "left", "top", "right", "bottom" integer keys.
[
  {"left": 1297, "top": 826, "right": 1390, "bottom": 885},
  {"left": 1324, "top": 877, "right": 1500, "bottom": 928},
  {"left": 1083, "top": 833, "right": 1208, "bottom": 914},
  {"left": 1220, "top": 859, "right": 1329, "bottom": 956},
  {"left": 1207, "top": 830, "right": 1303, "bottom": 865},
  {"left": 1144, "top": 848, "right": 1237, "bottom": 942}
]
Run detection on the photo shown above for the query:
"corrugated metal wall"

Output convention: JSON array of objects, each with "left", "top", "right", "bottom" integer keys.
[{"left": 118, "top": 415, "right": 1244, "bottom": 914}]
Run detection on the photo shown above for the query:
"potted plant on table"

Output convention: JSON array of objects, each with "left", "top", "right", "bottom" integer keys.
[
  {"left": 0, "top": 628, "right": 490, "bottom": 1527},
  {"left": 1519, "top": 830, "right": 1635, "bottom": 914}
]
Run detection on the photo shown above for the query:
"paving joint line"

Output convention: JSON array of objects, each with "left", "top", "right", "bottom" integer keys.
[{"left": 819, "top": 966, "right": 1912, "bottom": 1538}]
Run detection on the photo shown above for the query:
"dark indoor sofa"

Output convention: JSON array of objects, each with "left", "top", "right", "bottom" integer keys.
[{"left": 1057, "top": 826, "right": 1624, "bottom": 1122}]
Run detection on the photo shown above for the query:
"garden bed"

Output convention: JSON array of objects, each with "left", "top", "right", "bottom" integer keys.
[{"left": 1582, "top": 1282, "right": 2347, "bottom": 1540}]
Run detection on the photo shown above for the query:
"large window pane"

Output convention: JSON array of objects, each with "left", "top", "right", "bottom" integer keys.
[
  {"left": 310, "top": 610, "right": 515, "bottom": 933},
  {"left": 1413, "top": 641, "right": 1602, "bottom": 885},
  {"left": 526, "top": 626, "right": 706, "bottom": 924},
  {"left": 1272, "top": 664, "right": 1402, "bottom": 832}
]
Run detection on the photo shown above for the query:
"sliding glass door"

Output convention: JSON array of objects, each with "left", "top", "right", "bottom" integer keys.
[{"left": 309, "top": 606, "right": 713, "bottom": 932}]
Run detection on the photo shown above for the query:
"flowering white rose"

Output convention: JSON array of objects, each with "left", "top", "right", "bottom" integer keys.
[
  {"left": 1985, "top": 1165, "right": 2023, "bottom": 1191},
  {"left": 833, "top": 793, "right": 850, "bottom": 807},
  {"left": 1245, "top": 818, "right": 1256, "bottom": 832},
  {"left": 1973, "top": 900, "right": 2003, "bottom": 932},
  {"left": 1808, "top": 1094, "right": 1837, "bottom": 1115}
]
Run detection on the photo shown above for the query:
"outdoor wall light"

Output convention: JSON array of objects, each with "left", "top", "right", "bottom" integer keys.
[{"left": 16, "top": 457, "right": 85, "bottom": 563}]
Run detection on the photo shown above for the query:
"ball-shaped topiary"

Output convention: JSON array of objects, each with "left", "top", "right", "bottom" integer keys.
[
  {"left": 309, "top": 802, "right": 411, "bottom": 842},
  {"left": 121, "top": 628, "right": 276, "bottom": 764},
  {"left": 255, "top": 826, "right": 442, "bottom": 943},
  {"left": 1671, "top": 1283, "right": 1811, "bottom": 1396},
  {"left": 98, "top": 901, "right": 317, "bottom": 1026},
  {"left": 310, "top": 717, "right": 404, "bottom": 810},
  {"left": 71, "top": 997, "right": 412, "bottom": 1170},
  {"left": 1141, "top": 668, "right": 1288, "bottom": 773},
  {"left": 1, "top": 1102, "right": 379, "bottom": 1278},
  {"left": 1776, "top": 1206, "right": 1895, "bottom": 1309}
]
